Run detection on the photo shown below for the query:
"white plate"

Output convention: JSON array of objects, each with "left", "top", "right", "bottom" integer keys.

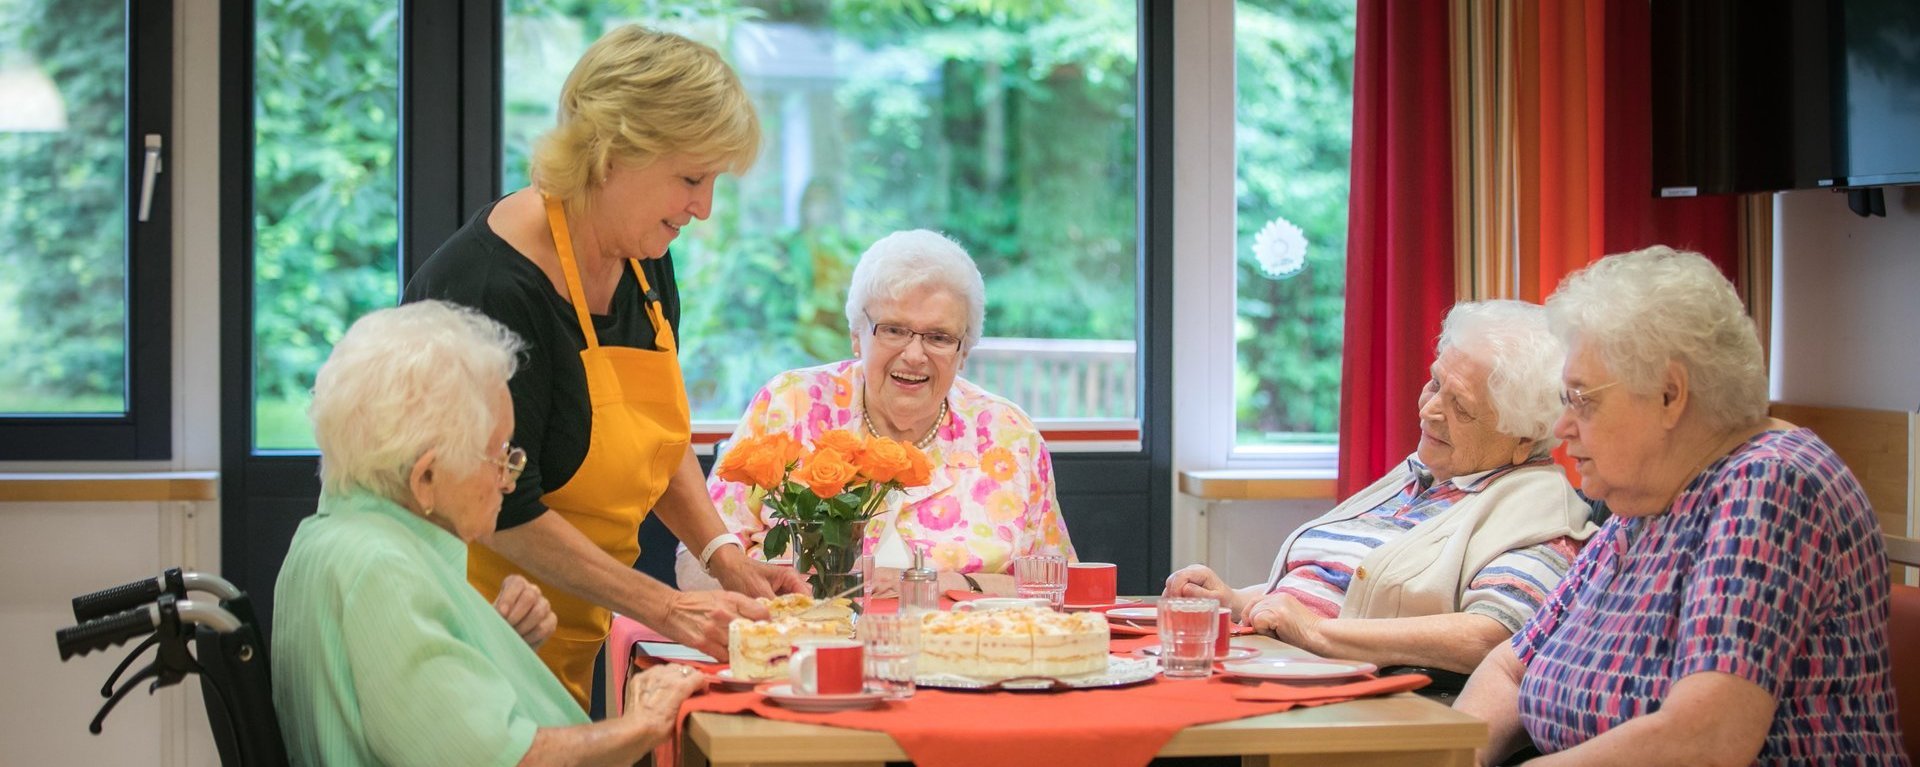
[
  {"left": 1137, "top": 645, "right": 1258, "bottom": 662},
  {"left": 709, "top": 668, "right": 764, "bottom": 691},
  {"left": 1063, "top": 597, "right": 1142, "bottom": 611},
  {"left": 916, "top": 656, "right": 1160, "bottom": 691},
  {"left": 759, "top": 684, "right": 888, "bottom": 711},
  {"left": 1104, "top": 606, "right": 1159, "bottom": 623},
  {"left": 1220, "top": 658, "right": 1377, "bottom": 682}
]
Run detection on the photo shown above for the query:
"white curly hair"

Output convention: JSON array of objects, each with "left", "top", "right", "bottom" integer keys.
[
  {"left": 1545, "top": 245, "right": 1767, "bottom": 431},
  {"left": 310, "top": 301, "right": 525, "bottom": 502},
  {"left": 1437, "top": 299, "right": 1567, "bottom": 457},
  {"left": 843, "top": 229, "right": 988, "bottom": 353}
]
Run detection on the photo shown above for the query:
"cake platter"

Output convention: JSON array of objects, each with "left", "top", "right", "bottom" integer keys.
[{"left": 916, "top": 655, "right": 1159, "bottom": 691}]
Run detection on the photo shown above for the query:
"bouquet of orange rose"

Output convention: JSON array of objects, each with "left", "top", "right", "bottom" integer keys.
[{"left": 714, "top": 429, "right": 933, "bottom": 599}]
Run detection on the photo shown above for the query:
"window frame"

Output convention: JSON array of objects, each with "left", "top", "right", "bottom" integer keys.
[
  {"left": 1174, "top": 0, "right": 1339, "bottom": 478},
  {"left": 0, "top": 0, "right": 174, "bottom": 461}
]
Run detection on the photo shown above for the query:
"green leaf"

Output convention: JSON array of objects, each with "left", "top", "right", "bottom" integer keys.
[{"left": 764, "top": 523, "right": 790, "bottom": 559}]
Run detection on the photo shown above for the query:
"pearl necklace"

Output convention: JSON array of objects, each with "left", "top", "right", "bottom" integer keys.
[{"left": 863, "top": 398, "right": 948, "bottom": 450}]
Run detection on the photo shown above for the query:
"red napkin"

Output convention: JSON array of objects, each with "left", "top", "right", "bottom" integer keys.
[{"left": 1228, "top": 673, "right": 1430, "bottom": 701}]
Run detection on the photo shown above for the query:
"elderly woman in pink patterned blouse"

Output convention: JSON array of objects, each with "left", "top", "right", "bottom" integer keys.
[{"left": 676, "top": 229, "right": 1073, "bottom": 595}]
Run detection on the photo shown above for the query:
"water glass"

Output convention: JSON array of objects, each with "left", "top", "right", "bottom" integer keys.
[
  {"left": 858, "top": 612, "right": 920, "bottom": 700},
  {"left": 1013, "top": 554, "right": 1068, "bottom": 610},
  {"left": 1157, "top": 597, "right": 1220, "bottom": 679}
]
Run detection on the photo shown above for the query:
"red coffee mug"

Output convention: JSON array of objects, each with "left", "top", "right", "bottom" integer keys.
[
  {"left": 1064, "top": 562, "right": 1118, "bottom": 606},
  {"left": 1215, "top": 608, "right": 1233, "bottom": 656},
  {"left": 789, "top": 638, "right": 864, "bottom": 695}
]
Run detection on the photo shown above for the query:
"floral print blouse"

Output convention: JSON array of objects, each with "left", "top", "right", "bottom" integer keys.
[{"left": 708, "top": 359, "right": 1074, "bottom": 574}]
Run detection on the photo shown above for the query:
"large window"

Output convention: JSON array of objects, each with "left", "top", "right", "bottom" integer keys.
[
  {"left": 1232, "top": 0, "right": 1354, "bottom": 450},
  {"left": 500, "top": 2, "right": 1142, "bottom": 429},
  {"left": 0, "top": 0, "right": 171, "bottom": 459},
  {"left": 249, "top": 0, "right": 401, "bottom": 450}
]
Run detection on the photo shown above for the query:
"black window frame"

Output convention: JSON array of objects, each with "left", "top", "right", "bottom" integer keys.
[
  {"left": 0, "top": 0, "right": 175, "bottom": 461},
  {"left": 222, "top": 0, "right": 1171, "bottom": 632}
]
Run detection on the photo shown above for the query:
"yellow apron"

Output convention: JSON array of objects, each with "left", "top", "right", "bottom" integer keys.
[{"left": 468, "top": 195, "right": 692, "bottom": 710}]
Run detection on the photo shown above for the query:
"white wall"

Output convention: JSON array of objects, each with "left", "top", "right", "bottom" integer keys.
[
  {"left": 0, "top": 2, "right": 224, "bottom": 765},
  {"left": 1772, "top": 187, "right": 1920, "bottom": 411}
]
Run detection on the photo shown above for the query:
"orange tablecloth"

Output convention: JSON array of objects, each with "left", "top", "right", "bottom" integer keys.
[{"left": 666, "top": 671, "right": 1428, "bottom": 767}]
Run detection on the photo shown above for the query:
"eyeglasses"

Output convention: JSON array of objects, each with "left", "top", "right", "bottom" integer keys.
[
  {"left": 865, "top": 312, "right": 964, "bottom": 356},
  {"left": 1558, "top": 381, "right": 1621, "bottom": 418},
  {"left": 488, "top": 444, "right": 528, "bottom": 484}
]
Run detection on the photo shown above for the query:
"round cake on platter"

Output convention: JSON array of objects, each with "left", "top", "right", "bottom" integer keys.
[{"left": 917, "top": 605, "right": 1111, "bottom": 680}]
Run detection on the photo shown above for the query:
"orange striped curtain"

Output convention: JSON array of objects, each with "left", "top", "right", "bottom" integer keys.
[{"left": 1451, "top": 0, "right": 1745, "bottom": 303}]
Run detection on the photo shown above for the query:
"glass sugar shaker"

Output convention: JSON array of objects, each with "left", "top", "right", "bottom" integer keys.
[{"left": 900, "top": 547, "right": 939, "bottom": 615}]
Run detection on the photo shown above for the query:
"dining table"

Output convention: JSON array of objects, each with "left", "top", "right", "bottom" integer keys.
[{"left": 669, "top": 632, "right": 1488, "bottom": 767}]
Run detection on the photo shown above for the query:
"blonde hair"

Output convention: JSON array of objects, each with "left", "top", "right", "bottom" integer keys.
[
  {"left": 310, "top": 301, "right": 524, "bottom": 502},
  {"left": 1546, "top": 246, "right": 1768, "bottom": 431},
  {"left": 530, "top": 25, "right": 761, "bottom": 208}
]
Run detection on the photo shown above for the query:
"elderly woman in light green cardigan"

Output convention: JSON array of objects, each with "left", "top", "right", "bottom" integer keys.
[{"left": 272, "top": 300, "right": 701, "bottom": 766}]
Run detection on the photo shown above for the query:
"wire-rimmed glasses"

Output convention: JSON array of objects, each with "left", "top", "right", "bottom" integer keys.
[
  {"left": 865, "top": 311, "right": 964, "bottom": 356},
  {"left": 488, "top": 444, "right": 528, "bottom": 483},
  {"left": 1558, "top": 381, "right": 1620, "bottom": 419}
]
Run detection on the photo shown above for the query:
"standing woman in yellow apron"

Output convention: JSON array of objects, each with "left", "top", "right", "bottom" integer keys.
[{"left": 404, "top": 25, "right": 804, "bottom": 709}]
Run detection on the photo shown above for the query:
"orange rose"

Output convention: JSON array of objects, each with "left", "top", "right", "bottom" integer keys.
[
  {"left": 718, "top": 433, "right": 801, "bottom": 490},
  {"left": 713, "top": 439, "right": 755, "bottom": 486},
  {"left": 815, "top": 429, "right": 866, "bottom": 463},
  {"left": 897, "top": 443, "right": 933, "bottom": 487},
  {"left": 857, "top": 437, "right": 912, "bottom": 484},
  {"left": 796, "top": 447, "right": 861, "bottom": 499}
]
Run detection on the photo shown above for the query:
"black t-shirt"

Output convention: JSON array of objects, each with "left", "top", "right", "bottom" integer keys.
[{"left": 401, "top": 199, "right": 682, "bottom": 530}]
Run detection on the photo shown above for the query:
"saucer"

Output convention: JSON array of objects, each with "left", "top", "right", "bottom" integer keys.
[
  {"left": 759, "top": 684, "right": 888, "bottom": 712},
  {"left": 1104, "top": 606, "right": 1159, "bottom": 623},
  {"left": 709, "top": 668, "right": 762, "bottom": 691},
  {"left": 1219, "top": 658, "right": 1377, "bottom": 683},
  {"left": 1137, "top": 645, "right": 1258, "bottom": 662},
  {"left": 1064, "top": 597, "right": 1141, "bottom": 612}
]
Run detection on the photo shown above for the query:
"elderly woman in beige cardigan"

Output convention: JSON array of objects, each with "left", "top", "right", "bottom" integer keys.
[{"left": 1166, "top": 300, "right": 1596, "bottom": 674}]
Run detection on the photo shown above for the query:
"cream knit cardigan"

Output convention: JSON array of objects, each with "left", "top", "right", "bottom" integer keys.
[{"left": 1262, "top": 460, "right": 1596, "bottom": 621}]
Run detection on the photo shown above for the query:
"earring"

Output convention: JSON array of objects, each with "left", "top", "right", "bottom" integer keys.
[{"left": 423, "top": 506, "right": 435, "bottom": 517}]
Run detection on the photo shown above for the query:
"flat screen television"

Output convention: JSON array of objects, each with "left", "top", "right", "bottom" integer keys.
[
  {"left": 1823, "top": 0, "right": 1920, "bottom": 188},
  {"left": 1651, "top": 0, "right": 1920, "bottom": 196}
]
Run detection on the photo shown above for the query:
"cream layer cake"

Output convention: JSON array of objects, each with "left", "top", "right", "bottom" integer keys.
[
  {"left": 725, "top": 595, "right": 856, "bottom": 681},
  {"left": 918, "top": 606, "right": 1110, "bottom": 680}
]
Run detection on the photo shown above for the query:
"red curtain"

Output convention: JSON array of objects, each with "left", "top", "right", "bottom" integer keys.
[{"left": 1335, "top": 0, "right": 1456, "bottom": 500}]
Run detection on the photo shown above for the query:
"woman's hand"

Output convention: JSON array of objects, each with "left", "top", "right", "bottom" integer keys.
[
  {"left": 1163, "top": 565, "right": 1242, "bottom": 618},
  {"left": 623, "top": 663, "right": 705, "bottom": 722},
  {"left": 1244, "top": 592, "right": 1323, "bottom": 648},
  {"left": 650, "top": 589, "right": 769, "bottom": 660},
  {"left": 493, "top": 574, "right": 558, "bottom": 649},
  {"left": 707, "top": 546, "right": 808, "bottom": 598}
]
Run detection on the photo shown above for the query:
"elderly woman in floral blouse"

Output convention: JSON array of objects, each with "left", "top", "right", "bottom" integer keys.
[{"left": 678, "top": 229, "right": 1073, "bottom": 594}]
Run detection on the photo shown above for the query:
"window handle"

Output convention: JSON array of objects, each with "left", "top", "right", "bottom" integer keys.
[{"left": 137, "top": 134, "right": 163, "bottom": 222}]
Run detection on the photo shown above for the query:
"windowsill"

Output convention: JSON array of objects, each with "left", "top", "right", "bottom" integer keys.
[
  {"left": 0, "top": 471, "right": 220, "bottom": 503},
  {"left": 1177, "top": 469, "right": 1336, "bottom": 501}
]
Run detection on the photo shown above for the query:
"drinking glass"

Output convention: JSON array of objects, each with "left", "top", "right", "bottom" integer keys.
[
  {"left": 1157, "top": 597, "right": 1220, "bottom": 679},
  {"left": 1013, "top": 554, "right": 1069, "bottom": 610},
  {"left": 858, "top": 612, "right": 920, "bottom": 700}
]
